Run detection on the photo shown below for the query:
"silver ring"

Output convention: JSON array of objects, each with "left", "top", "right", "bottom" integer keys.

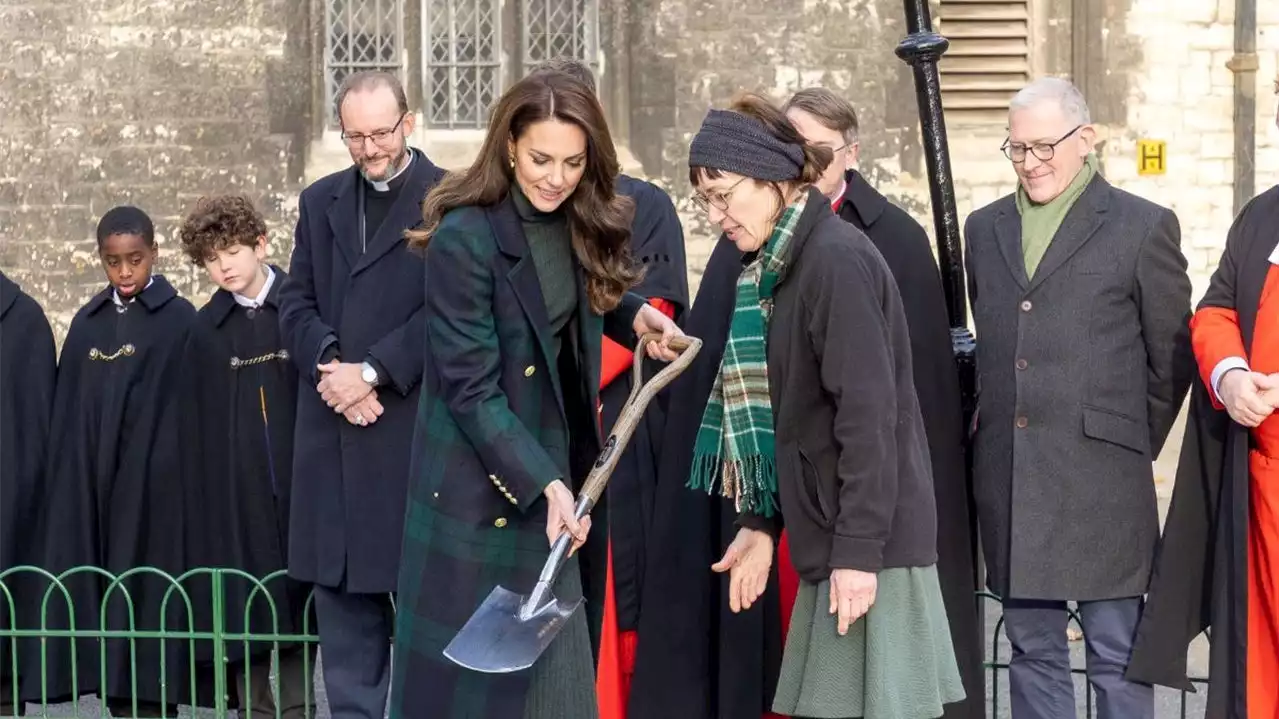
[{"left": 356, "top": 413, "right": 366, "bottom": 425}]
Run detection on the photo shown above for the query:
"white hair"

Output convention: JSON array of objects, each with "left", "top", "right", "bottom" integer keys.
[{"left": 1009, "top": 77, "right": 1092, "bottom": 125}]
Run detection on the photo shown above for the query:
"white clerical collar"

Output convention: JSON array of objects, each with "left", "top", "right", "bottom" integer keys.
[
  {"left": 1269, "top": 241, "right": 1279, "bottom": 266},
  {"left": 829, "top": 177, "right": 848, "bottom": 208},
  {"left": 233, "top": 266, "right": 276, "bottom": 308},
  {"left": 365, "top": 150, "right": 414, "bottom": 192},
  {"left": 113, "top": 277, "right": 155, "bottom": 307}
]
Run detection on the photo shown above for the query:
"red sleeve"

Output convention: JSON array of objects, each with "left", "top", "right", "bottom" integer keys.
[
  {"left": 600, "top": 298, "right": 676, "bottom": 389},
  {"left": 1189, "top": 306, "right": 1246, "bottom": 410}
]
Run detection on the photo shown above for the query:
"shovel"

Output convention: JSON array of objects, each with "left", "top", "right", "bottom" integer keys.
[{"left": 443, "top": 332, "right": 702, "bottom": 673}]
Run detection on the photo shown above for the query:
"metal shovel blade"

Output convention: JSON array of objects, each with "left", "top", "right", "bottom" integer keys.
[{"left": 442, "top": 584, "right": 584, "bottom": 673}]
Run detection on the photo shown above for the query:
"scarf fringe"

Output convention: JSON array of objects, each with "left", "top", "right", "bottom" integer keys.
[{"left": 686, "top": 452, "right": 778, "bottom": 519}]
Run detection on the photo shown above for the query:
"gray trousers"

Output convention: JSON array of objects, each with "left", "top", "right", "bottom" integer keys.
[
  {"left": 234, "top": 644, "right": 317, "bottom": 718},
  {"left": 313, "top": 586, "right": 395, "bottom": 719},
  {"left": 1003, "top": 597, "right": 1153, "bottom": 719}
]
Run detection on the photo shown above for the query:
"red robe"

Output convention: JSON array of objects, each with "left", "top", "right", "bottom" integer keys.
[
  {"left": 1191, "top": 264, "right": 1278, "bottom": 719},
  {"left": 597, "top": 297, "right": 676, "bottom": 719},
  {"left": 1127, "top": 186, "right": 1279, "bottom": 719}
]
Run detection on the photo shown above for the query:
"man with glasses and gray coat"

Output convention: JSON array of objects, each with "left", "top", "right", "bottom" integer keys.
[{"left": 963, "top": 77, "right": 1191, "bottom": 719}]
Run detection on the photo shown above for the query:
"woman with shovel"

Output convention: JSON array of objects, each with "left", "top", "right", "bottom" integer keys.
[
  {"left": 654, "top": 94, "right": 965, "bottom": 719},
  {"left": 389, "top": 69, "right": 684, "bottom": 719}
]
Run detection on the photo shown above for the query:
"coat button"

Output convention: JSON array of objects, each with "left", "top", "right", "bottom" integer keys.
[
  {"left": 494, "top": 517, "right": 508, "bottom": 528},
  {"left": 1015, "top": 358, "right": 1028, "bottom": 370},
  {"left": 1015, "top": 416, "right": 1029, "bottom": 429},
  {"left": 524, "top": 365, "right": 536, "bottom": 377},
  {"left": 1020, "top": 300, "right": 1033, "bottom": 312}
]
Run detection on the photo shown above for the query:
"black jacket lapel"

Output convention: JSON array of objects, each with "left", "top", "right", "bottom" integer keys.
[
  {"left": 325, "top": 169, "right": 361, "bottom": 270},
  {"left": 353, "top": 152, "right": 445, "bottom": 275}
]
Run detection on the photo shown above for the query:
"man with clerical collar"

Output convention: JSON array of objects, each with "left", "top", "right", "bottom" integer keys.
[
  {"left": 278, "top": 70, "right": 445, "bottom": 718},
  {"left": 963, "top": 76, "right": 1191, "bottom": 719}
]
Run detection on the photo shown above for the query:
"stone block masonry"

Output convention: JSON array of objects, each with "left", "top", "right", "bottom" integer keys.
[
  {"left": 924, "top": 1, "right": 1277, "bottom": 309},
  {"left": 626, "top": 0, "right": 927, "bottom": 297},
  {"left": 3, "top": 0, "right": 1273, "bottom": 342},
  {"left": 626, "top": 0, "right": 1277, "bottom": 303},
  {"left": 0, "top": 0, "right": 311, "bottom": 345}
]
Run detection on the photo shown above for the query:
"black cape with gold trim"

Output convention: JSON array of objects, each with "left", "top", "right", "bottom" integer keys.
[{"left": 35, "top": 275, "right": 197, "bottom": 706}]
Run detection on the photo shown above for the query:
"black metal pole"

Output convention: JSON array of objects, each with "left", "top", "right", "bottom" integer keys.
[
  {"left": 1229, "top": 0, "right": 1257, "bottom": 215},
  {"left": 894, "top": 0, "right": 984, "bottom": 643}
]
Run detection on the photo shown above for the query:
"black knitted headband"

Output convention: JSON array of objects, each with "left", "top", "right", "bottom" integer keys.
[{"left": 688, "top": 109, "right": 806, "bottom": 182}]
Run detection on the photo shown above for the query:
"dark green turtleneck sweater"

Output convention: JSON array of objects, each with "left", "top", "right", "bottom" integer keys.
[{"left": 511, "top": 186, "right": 578, "bottom": 359}]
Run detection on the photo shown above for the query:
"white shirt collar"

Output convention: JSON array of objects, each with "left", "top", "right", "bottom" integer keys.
[
  {"left": 112, "top": 277, "right": 155, "bottom": 307},
  {"left": 1269, "top": 240, "right": 1279, "bottom": 265},
  {"left": 233, "top": 266, "right": 276, "bottom": 308},
  {"left": 829, "top": 177, "right": 848, "bottom": 208},
  {"left": 366, "top": 150, "right": 414, "bottom": 192}
]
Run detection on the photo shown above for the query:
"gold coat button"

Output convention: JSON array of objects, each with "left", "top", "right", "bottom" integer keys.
[
  {"left": 524, "top": 365, "right": 536, "bottom": 377},
  {"left": 494, "top": 517, "right": 508, "bottom": 528}
]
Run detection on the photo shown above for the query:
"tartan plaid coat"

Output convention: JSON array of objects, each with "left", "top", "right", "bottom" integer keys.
[{"left": 391, "top": 193, "right": 644, "bottom": 718}]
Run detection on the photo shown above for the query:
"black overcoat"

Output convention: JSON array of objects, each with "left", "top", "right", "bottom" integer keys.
[
  {"left": 600, "top": 173, "right": 689, "bottom": 631},
  {"left": 837, "top": 170, "right": 982, "bottom": 717},
  {"left": 1126, "top": 185, "right": 1279, "bottom": 719},
  {"left": 278, "top": 149, "right": 445, "bottom": 593},
  {"left": 0, "top": 272, "right": 56, "bottom": 703},
  {"left": 628, "top": 237, "right": 787, "bottom": 719},
  {"left": 389, "top": 195, "right": 644, "bottom": 718}
]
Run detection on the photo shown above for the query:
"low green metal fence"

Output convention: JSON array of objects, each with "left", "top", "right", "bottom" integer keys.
[
  {"left": 0, "top": 568, "right": 1213, "bottom": 718},
  {"left": 0, "top": 566, "right": 319, "bottom": 718},
  {"left": 979, "top": 592, "right": 1210, "bottom": 719}
]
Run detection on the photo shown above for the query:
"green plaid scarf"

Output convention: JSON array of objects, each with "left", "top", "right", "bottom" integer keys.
[{"left": 687, "top": 192, "right": 809, "bottom": 517}]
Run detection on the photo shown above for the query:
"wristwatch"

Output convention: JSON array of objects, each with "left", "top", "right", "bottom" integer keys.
[{"left": 360, "top": 361, "right": 380, "bottom": 387}]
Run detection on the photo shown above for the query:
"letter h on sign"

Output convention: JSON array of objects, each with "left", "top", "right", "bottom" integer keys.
[{"left": 1137, "top": 139, "right": 1167, "bottom": 176}]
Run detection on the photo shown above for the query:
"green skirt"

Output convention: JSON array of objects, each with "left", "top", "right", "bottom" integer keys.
[
  {"left": 772, "top": 565, "right": 965, "bottom": 719},
  {"left": 522, "top": 556, "right": 598, "bottom": 719}
]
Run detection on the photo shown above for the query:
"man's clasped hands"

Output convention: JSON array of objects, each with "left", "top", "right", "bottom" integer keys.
[
  {"left": 317, "top": 360, "right": 384, "bottom": 427},
  {"left": 1220, "top": 369, "right": 1280, "bottom": 428}
]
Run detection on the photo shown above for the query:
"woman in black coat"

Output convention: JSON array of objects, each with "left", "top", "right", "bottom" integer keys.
[{"left": 639, "top": 94, "right": 962, "bottom": 719}]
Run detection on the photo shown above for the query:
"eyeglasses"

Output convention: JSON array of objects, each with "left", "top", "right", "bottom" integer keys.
[
  {"left": 1001, "top": 125, "right": 1083, "bottom": 163},
  {"left": 340, "top": 113, "right": 408, "bottom": 148},
  {"left": 692, "top": 176, "right": 749, "bottom": 213}
]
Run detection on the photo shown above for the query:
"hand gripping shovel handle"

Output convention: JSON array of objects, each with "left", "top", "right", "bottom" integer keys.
[
  {"left": 579, "top": 332, "right": 702, "bottom": 508},
  {"left": 523, "top": 332, "right": 702, "bottom": 617}
]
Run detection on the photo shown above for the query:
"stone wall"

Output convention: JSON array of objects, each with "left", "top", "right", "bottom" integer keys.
[
  {"left": 0, "top": 0, "right": 312, "bottom": 343},
  {"left": 619, "top": 0, "right": 1277, "bottom": 301},
  {"left": 625, "top": 0, "right": 928, "bottom": 290},
  {"left": 5, "top": 0, "right": 1274, "bottom": 344},
  {"left": 928, "top": 0, "right": 1279, "bottom": 309}
]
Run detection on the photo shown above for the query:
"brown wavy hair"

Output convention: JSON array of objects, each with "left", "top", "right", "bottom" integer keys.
[
  {"left": 178, "top": 195, "right": 268, "bottom": 264},
  {"left": 408, "top": 72, "right": 638, "bottom": 313}
]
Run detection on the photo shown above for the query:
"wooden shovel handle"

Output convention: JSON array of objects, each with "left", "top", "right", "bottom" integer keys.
[{"left": 573, "top": 332, "right": 701, "bottom": 515}]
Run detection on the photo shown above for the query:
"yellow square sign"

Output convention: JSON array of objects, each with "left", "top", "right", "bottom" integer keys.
[{"left": 1138, "top": 139, "right": 1166, "bottom": 175}]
